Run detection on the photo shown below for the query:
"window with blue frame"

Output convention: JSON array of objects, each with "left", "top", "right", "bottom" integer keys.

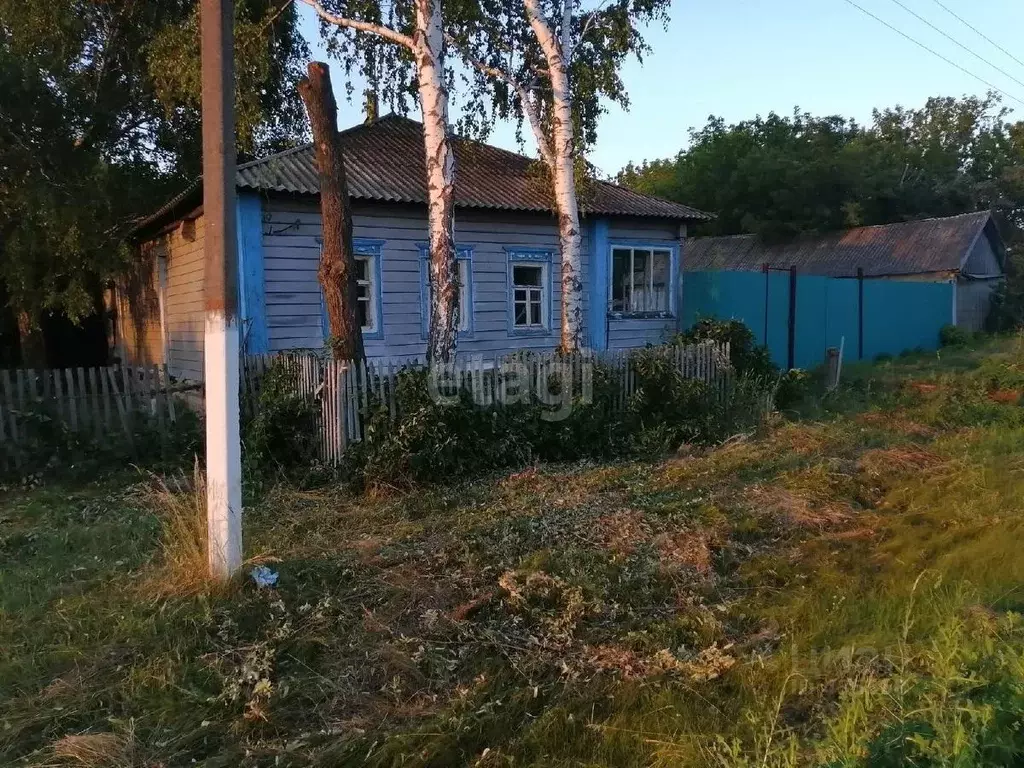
[
  {"left": 319, "top": 239, "right": 384, "bottom": 340},
  {"left": 419, "top": 246, "right": 473, "bottom": 336},
  {"left": 353, "top": 253, "right": 377, "bottom": 333},
  {"left": 506, "top": 248, "right": 552, "bottom": 334},
  {"left": 609, "top": 245, "right": 675, "bottom": 316}
]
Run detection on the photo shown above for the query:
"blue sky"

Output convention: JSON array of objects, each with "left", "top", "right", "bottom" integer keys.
[{"left": 298, "top": 0, "right": 1024, "bottom": 177}]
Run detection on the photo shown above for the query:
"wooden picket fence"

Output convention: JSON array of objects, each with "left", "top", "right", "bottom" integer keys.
[
  {"left": 1, "top": 342, "right": 733, "bottom": 472},
  {"left": 0, "top": 364, "right": 180, "bottom": 470},
  {"left": 241, "top": 341, "right": 733, "bottom": 466}
]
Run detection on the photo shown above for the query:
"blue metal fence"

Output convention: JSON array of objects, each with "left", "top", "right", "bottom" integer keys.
[{"left": 682, "top": 270, "right": 954, "bottom": 369}]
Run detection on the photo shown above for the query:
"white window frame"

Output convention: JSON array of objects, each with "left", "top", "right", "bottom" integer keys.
[
  {"left": 420, "top": 246, "right": 474, "bottom": 337},
  {"left": 353, "top": 252, "right": 377, "bottom": 334},
  {"left": 506, "top": 249, "right": 553, "bottom": 336},
  {"left": 609, "top": 245, "right": 675, "bottom": 316},
  {"left": 318, "top": 238, "right": 384, "bottom": 342},
  {"left": 511, "top": 261, "right": 548, "bottom": 329}
]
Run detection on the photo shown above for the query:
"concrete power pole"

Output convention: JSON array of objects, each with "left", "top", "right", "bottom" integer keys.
[{"left": 201, "top": 0, "right": 243, "bottom": 579}]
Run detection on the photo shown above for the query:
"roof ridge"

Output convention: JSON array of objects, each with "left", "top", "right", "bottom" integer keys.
[
  {"left": 842, "top": 209, "right": 991, "bottom": 232},
  {"left": 690, "top": 210, "right": 992, "bottom": 243}
]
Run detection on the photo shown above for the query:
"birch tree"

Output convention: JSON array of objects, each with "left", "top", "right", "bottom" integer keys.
[
  {"left": 449, "top": 0, "right": 670, "bottom": 351},
  {"left": 302, "top": 0, "right": 460, "bottom": 362}
]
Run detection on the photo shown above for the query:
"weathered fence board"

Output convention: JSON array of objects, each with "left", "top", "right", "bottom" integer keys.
[
  {"left": 240, "top": 342, "right": 733, "bottom": 468},
  {"left": 0, "top": 363, "right": 181, "bottom": 471}
]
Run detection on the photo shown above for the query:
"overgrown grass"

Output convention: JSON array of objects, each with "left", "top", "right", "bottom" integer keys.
[{"left": 5, "top": 336, "right": 1024, "bottom": 766}]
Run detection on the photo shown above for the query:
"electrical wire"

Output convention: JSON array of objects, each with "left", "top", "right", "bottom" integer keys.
[
  {"left": 885, "top": 0, "right": 1024, "bottom": 92},
  {"left": 839, "top": 0, "right": 1024, "bottom": 109},
  {"left": 928, "top": 0, "right": 1024, "bottom": 73}
]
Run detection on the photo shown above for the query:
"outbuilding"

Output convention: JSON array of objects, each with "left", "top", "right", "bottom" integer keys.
[{"left": 683, "top": 211, "right": 1005, "bottom": 368}]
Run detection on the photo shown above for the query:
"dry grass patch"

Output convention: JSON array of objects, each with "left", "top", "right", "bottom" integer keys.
[
  {"left": 46, "top": 731, "right": 132, "bottom": 767},
  {"left": 857, "top": 446, "right": 945, "bottom": 479},
  {"left": 654, "top": 530, "right": 716, "bottom": 576},
  {"left": 746, "top": 485, "right": 853, "bottom": 532},
  {"left": 856, "top": 410, "right": 937, "bottom": 438},
  {"left": 593, "top": 509, "right": 653, "bottom": 558},
  {"left": 140, "top": 465, "right": 211, "bottom": 598},
  {"left": 770, "top": 422, "right": 842, "bottom": 457}
]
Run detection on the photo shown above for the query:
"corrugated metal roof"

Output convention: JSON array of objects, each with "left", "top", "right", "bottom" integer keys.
[
  {"left": 232, "top": 114, "right": 710, "bottom": 220},
  {"left": 685, "top": 211, "right": 997, "bottom": 277}
]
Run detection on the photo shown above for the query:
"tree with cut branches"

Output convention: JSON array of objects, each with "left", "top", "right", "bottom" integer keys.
[
  {"left": 448, "top": 0, "right": 671, "bottom": 351},
  {"left": 298, "top": 61, "right": 366, "bottom": 361},
  {"left": 302, "top": 0, "right": 460, "bottom": 362}
]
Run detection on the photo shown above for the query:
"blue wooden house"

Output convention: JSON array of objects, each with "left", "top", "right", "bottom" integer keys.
[{"left": 123, "top": 115, "right": 710, "bottom": 380}]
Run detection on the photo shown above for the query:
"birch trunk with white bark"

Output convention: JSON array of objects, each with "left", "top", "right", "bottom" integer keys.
[
  {"left": 415, "top": 0, "right": 460, "bottom": 363},
  {"left": 525, "top": 0, "right": 584, "bottom": 352}
]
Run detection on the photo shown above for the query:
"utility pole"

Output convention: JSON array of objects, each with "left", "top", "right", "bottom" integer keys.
[{"left": 201, "top": 0, "right": 243, "bottom": 579}]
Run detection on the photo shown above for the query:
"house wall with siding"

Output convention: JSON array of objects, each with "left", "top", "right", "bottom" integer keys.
[
  {"left": 127, "top": 218, "right": 207, "bottom": 380},
  {"left": 962, "top": 230, "right": 1002, "bottom": 277},
  {"left": 118, "top": 240, "right": 166, "bottom": 368},
  {"left": 956, "top": 231, "right": 1003, "bottom": 332},
  {"left": 957, "top": 278, "right": 1000, "bottom": 331},
  {"left": 163, "top": 217, "right": 206, "bottom": 380},
  {"left": 261, "top": 199, "right": 683, "bottom": 359}
]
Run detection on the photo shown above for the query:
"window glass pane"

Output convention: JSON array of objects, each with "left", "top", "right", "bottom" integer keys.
[
  {"left": 513, "top": 265, "right": 542, "bottom": 287},
  {"left": 632, "top": 250, "right": 651, "bottom": 311},
  {"left": 515, "top": 303, "right": 527, "bottom": 326},
  {"left": 353, "top": 256, "right": 375, "bottom": 331},
  {"left": 530, "top": 299, "right": 542, "bottom": 323},
  {"left": 652, "top": 251, "right": 670, "bottom": 311},
  {"left": 611, "top": 249, "right": 630, "bottom": 311},
  {"left": 458, "top": 260, "right": 469, "bottom": 331}
]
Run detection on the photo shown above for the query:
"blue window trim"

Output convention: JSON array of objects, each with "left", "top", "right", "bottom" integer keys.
[
  {"left": 418, "top": 244, "right": 475, "bottom": 339},
  {"left": 606, "top": 240, "right": 679, "bottom": 320},
  {"left": 319, "top": 238, "right": 386, "bottom": 342},
  {"left": 589, "top": 218, "right": 610, "bottom": 350},
  {"left": 505, "top": 247, "right": 554, "bottom": 337}
]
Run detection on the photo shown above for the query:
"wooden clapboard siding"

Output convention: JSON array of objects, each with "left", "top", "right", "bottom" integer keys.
[
  {"left": 164, "top": 217, "right": 206, "bottom": 381},
  {"left": 129, "top": 199, "right": 687, "bottom": 384},
  {"left": 118, "top": 240, "right": 166, "bottom": 368},
  {"left": 962, "top": 228, "right": 1002, "bottom": 278},
  {"left": 262, "top": 199, "right": 682, "bottom": 360}
]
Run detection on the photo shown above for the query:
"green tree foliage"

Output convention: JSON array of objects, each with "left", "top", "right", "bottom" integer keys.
[
  {"left": 618, "top": 94, "right": 1024, "bottom": 244},
  {"left": 0, "top": 0, "right": 308, "bottom": 333},
  {"left": 449, "top": 0, "right": 670, "bottom": 154}
]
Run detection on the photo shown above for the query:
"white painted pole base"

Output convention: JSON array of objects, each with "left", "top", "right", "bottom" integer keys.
[{"left": 204, "top": 311, "right": 243, "bottom": 579}]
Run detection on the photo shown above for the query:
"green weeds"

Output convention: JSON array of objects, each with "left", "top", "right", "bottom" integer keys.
[{"left": 5, "top": 336, "right": 1024, "bottom": 765}]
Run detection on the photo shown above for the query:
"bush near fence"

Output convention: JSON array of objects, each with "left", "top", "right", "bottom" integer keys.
[
  {"left": 0, "top": 364, "right": 201, "bottom": 478},
  {"left": 241, "top": 340, "right": 778, "bottom": 490}
]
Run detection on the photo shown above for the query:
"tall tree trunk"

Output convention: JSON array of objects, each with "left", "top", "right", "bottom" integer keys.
[
  {"left": 414, "top": 0, "right": 459, "bottom": 363},
  {"left": 298, "top": 61, "right": 365, "bottom": 362},
  {"left": 17, "top": 309, "right": 47, "bottom": 367},
  {"left": 525, "top": 0, "right": 583, "bottom": 352}
]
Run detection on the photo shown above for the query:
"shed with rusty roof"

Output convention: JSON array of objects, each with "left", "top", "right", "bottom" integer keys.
[
  {"left": 122, "top": 115, "right": 709, "bottom": 380},
  {"left": 682, "top": 213, "right": 1004, "bottom": 367}
]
